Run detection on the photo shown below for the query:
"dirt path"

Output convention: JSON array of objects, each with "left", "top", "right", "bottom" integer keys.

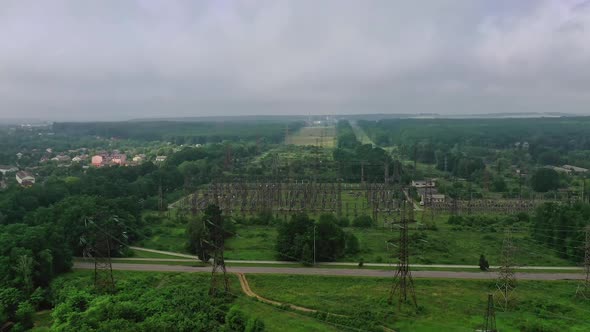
[
  {"left": 237, "top": 273, "right": 317, "bottom": 313},
  {"left": 237, "top": 273, "right": 395, "bottom": 332}
]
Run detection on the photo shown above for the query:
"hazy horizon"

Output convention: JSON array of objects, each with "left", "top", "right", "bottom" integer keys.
[{"left": 2, "top": 0, "right": 590, "bottom": 121}]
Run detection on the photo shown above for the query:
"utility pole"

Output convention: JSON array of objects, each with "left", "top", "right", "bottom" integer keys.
[
  {"left": 495, "top": 228, "right": 517, "bottom": 311},
  {"left": 413, "top": 145, "right": 417, "bottom": 180},
  {"left": 313, "top": 224, "right": 317, "bottom": 266},
  {"left": 224, "top": 144, "right": 232, "bottom": 171},
  {"left": 158, "top": 182, "right": 163, "bottom": 213},
  {"left": 389, "top": 199, "right": 418, "bottom": 309},
  {"left": 576, "top": 226, "right": 590, "bottom": 298},
  {"left": 285, "top": 125, "right": 290, "bottom": 144},
  {"left": 482, "top": 293, "right": 497, "bottom": 332},
  {"left": 337, "top": 178, "right": 342, "bottom": 218},
  {"left": 361, "top": 162, "right": 365, "bottom": 185}
]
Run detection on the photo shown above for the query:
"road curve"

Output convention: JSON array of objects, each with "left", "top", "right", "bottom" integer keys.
[{"left": 73, "top": 262, "right": 583, "bottom": 281}]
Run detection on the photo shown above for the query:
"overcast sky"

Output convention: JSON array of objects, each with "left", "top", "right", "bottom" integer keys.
[{"left": 1, "top": 0, "right": 590, "bottom": 121}]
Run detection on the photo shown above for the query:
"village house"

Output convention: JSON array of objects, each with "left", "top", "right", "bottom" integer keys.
[
  {"left": 72, "top": 154, "right": 88, "bottom": 163},
  {"left": 112, "top": 154, "right": 127, "bottom": 165},
  {"left": 546, "top": 165, "right": 572, "bottom": 174},
  {"left": 155, "top": 156, "right": 167, "bottom": 163},
  {"left": 91, "top": 155, "right": 104, "bottom": 167},
  {"left": 51, "top": 155, "right": 71, "bottom": 163},
  {"left": 562, "top": 165, "right": 588, "bottom": 173},
  {"left": 16, "top": 171, "right": 35, "bottom": 187},
  {"left": 132, "top": 154, "right": 146, "bottom": 163}
]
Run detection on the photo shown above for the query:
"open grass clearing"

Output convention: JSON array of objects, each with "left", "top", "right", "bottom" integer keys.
[
  {"left": 246, "top": 274, "right": 590, "bottom": 331},
  {"left": 286, "top": 126, "right": 336, "bottom": 147}
]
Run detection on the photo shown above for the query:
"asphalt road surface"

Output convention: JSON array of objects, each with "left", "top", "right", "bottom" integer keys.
[{"left": 73, "top": 262, "right": 583, "bottom": 281}]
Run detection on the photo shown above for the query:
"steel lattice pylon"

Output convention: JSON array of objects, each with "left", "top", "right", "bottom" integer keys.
[
  {"left": 495, "top": 228, "right": 517, "bottom": 311},
  {"left": 208, "top": 206, "right": 230, "bottom": 297},
  {"left": 81, "top": 217, "right": 116, "bottom": 294},
  {"left": 482, "top": 293, "right": 497, "bottom": 332},
  {"left": 93, "top": 235, "right": 115, "bottom": 293},
  {"left": 388, "top": 199, "right": 418, "bottom": 309},
  {"left": 576, "top": 226, "right": 590, "bottom": 298}
]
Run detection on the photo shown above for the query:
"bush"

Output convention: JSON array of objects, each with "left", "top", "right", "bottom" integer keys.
[
  {"left": 29, "top": 287, "right": 46, "bottom": 309},
  {"left": 15, "top": 301, "right": 35, "bottom": 330},
  {"left": 225, "top": 305, "right": 247, "bottom": 332},
  {"left": 352, "top": 215, "right": 373, "bottom": 228},
  {"left": 245, "top": 317, "right": 265, "bottom": 332},
  {"left": 337, "top": 216, "right": 350, "bottom": 227},
  {"left": 144, "top": 214, "right": 162, "bottom": 225},
  {"left": 345, "top": 233, "right": 360, "bottom": 255}
]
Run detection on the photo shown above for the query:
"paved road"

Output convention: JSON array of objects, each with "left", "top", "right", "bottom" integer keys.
[
  {"left": 128, "top": 247, "right": 582, "bottom": 270},
  {"left": 73, "top": 262, "right": 584, "bottom": 280}
]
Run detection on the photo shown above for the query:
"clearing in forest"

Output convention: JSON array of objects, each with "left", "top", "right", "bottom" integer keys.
[
  {"left": 286, "top": 126, "right": 336, "bottom": 147},
  {"left": 350, "top": 121, "right": 375, "bottom": 146}
]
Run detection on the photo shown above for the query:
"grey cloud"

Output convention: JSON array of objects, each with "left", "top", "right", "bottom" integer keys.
[{"left": 0, "top": 0, "right": 589, "bottom": 120}]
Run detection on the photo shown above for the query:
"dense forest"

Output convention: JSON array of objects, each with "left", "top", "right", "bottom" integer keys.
[
  {"left": 332, "top": 121, "right": 405, "bottom": 182},
  {"left": 52, "top": 121, "right": 304, "bottom": 144}
]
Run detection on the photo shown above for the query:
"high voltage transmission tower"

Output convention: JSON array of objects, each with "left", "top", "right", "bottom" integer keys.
[
  {"left": 576, "top": 226, "right": 590, "bottom": 298},
  {"left": 481, "top": 293, "right": 497, "bottom": 332},
  {"left": 495, "top": 228, "right": 517, "bottom": 311},
  {"left": 389, "top": 199, "right": 418, "bottom": 309},
  {"left": 206, "top": 206, "right": 230, "bottom": 297},
  {"left": 80, "top": 217, "right": 116, "bottom": 293}
]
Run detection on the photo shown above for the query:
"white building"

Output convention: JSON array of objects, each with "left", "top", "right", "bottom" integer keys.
[
  {"left": 411, "top": 179, "right": 436, "bottom": 188},
  {"left": 562, "top": 165, "right": 588, "bottom": 173},
  {"left": 420, "top": 194, "right": 445, "bottom": 205}
]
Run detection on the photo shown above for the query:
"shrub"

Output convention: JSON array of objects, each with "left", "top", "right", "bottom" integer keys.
[
  {"left": 345, "top": 233, "right": 360, "bottom": 255},
  {"left": 225, "top": 305, "right": 247, "bottom": 332},
  {"left": 245, "top": 317, "right": 265, "bottom": 332},
  {"left": 352, "top": 215, "right": 373, "bottom": 228},
  {"left": 337, "top": 216, "right": 350, "bottom": 227},
  {"left": 15, "top": 302, "right": 35, "bottom": 330}
]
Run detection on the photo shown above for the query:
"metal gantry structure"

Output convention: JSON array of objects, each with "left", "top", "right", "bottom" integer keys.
[
  {"left": 179, "top": 179, "right": 403, "bottom": 225},
  {"left": 576, "top": 225, "right": 590, "bottom": 298},
  {"left": 495, "top": 228, "right": 517, "bottom": 311},
  {"left": 388, "top": 199, "right": 418, "bottom": 309}
]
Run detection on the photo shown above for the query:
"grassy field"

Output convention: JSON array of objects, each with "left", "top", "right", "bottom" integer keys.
[
  {"left": 286, "top": 126, "right": 336, "bottom": 147},
  {"left": 139, "top": 214, "right": 574, "bottom": 266},
  {"left": 246, "top": 274, "right": 590, "bottom": 331}
]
